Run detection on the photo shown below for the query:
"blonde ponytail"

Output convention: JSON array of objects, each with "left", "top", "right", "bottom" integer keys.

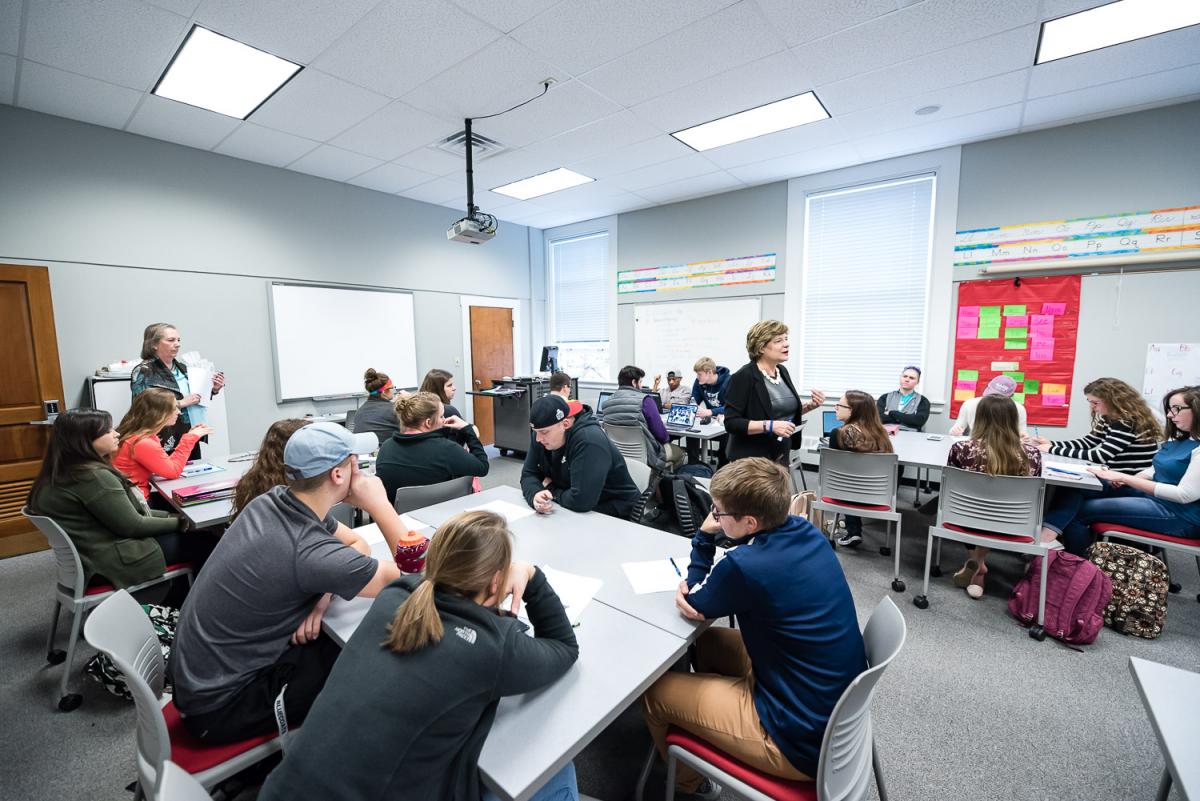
[{"left": 383, "top": 580, "right": 443, "bottom": 653}]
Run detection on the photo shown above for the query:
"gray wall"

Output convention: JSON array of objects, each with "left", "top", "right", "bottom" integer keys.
[{"left": 0, "top": 106, "right": 536, "bottom": 451}]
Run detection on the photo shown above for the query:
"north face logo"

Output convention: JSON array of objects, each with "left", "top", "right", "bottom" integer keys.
[{"left": 455, "top": 626, "right": 477, "bottom": 645}]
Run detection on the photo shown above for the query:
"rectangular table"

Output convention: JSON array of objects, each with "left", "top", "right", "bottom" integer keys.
[
  {"left": 150, "top": 457, "right": 253, "bottom": 528},
  {"left": 1130, "top": 656, "right": 1200, "bottom": 801},
  {"left": 660, "top": 414, "right": 726, "bottom": 442}
]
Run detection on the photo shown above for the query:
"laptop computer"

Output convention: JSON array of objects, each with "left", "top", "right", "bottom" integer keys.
[
  {"left": 821, "top": 410, "right": 844, "bottom": 441},
  {"left": 595, "top": 390, "right": 614, "bottom": 417},
  {"left": 664, "top": 403, "right": 699, "bottom": 432}
]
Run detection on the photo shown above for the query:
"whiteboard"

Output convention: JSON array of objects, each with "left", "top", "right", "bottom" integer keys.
[
  {"left": 1143, "top": 343, "right": 1200, "bottom": 420},
  {"left": 634, "top": 298, "right": 762, "bottom": 378},
  {"left": 269, "top": 283, "right": 418, "bottom": 401}
]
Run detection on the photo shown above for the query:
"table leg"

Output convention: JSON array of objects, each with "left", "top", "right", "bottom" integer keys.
[{"left": 1155, "top": 767, "right": 1171, "bottom": 801}]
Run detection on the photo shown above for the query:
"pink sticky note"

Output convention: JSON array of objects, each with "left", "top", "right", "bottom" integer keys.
[
  {"left": 1030, "top": 323, "right": 1054, "bottom": 338},
  {"left": 955, "top": 379, "right": 977, "bottom": 391},
  {"left": 1005, "top": 314, "right": 1029, "bottom": 327},
  {"left": 1041, "top": 302, "right": 1067, "bottom": 315},
  {"left": 1041, "top": 393, "right": 1066, "bottom": 407},
  {"left": 958, "top": 305, "right": 980, "bottom": 318},
  {"left": 1030, "top": 314, "right": 1053, "bottom": 326},
  {"left": 956, "top": 325, "right": 977, "bottom": 340},
  {"left": 1030, "top": 338, "right": 1055, "bottom": 361}
]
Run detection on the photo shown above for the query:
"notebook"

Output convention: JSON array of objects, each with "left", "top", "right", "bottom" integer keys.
[{"left": 171, "top": 478, "right": 239, "bottom": 507}]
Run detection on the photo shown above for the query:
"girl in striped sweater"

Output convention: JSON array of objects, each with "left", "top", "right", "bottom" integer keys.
[{"left": 1031, "top": 377, "right": 1159, "bottom": 473}]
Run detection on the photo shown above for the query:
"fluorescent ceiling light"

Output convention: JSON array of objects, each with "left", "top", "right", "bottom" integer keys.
[
  {"left": 154, "top": 25, "right": 302, "bottom": 119},
  {"left": 1036, "top": 0, "right": 1200, "bottom": 65},
  {"left": 671, "top": 91, "right": 830, "bottom": 152},
  {"left": 492, "top": 168, "right": 594, "bottom": 200}
]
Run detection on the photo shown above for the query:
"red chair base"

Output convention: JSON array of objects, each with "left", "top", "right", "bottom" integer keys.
[
  {"left": 942, "top": 523, "right": 1035, "bottom": 544},
  {"left": 83, "top": 563, "right": 193, "bottom": 597},
  {"left": 1091, "top": 523, "right": 1200, "bottom": 549},
  {"left": 163, "top": 701, "right": 276, "bottom": 774},
  {"left": 666, "top": 728, "right": 816, "bottom": 801},
  {"left": 820, "top": 497, "right": 892, "bottom": 512}
]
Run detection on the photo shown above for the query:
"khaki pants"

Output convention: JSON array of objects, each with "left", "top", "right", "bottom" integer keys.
[
  {"left": 641, "top": 628, "right": 812, "bottom": 792},
  {"left": 665, "top": 443, "right": 686, "bottom": 472}
]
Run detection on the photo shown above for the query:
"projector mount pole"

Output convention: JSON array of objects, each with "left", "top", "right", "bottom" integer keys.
[{"left": 464, "top": 117, "right": 476, "bottom": 221}]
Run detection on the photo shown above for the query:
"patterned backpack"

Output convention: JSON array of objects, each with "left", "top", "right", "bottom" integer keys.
[
  {"left": 85, "top": 603, "right": 178, "bottom": 699},
  {"left": 1086, "top": 541, "right": 1169, "bottom": 639}
]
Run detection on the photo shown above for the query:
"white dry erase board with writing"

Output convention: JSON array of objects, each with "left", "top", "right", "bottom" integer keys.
[
  {"left": 1144, "top": 343, "right": 1200, "bottom": 419},
  {"left": 634, "top": 297, "right": 762, "bottom": 378},
  {"left": 268, "top": 283, "right": 418, "bottom": 402}
]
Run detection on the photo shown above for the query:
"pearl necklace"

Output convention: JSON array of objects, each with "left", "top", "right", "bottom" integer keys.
[{"left": 760, "top": 367, "right": 781, "bottom": 385}]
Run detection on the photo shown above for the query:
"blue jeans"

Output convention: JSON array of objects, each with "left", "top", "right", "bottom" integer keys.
[
  {"left": 484, "top": 762, "right": 577, "bottom": 801},
  {"left": 1043, "top": 483, "right": 1200, "bottom": 556}
]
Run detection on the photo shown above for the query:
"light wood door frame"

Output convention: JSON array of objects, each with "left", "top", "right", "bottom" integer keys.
[{"left": 458, "top": 296, "right": 524, "bottom": 425}]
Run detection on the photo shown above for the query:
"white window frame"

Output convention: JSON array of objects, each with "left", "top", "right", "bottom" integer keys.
[{"left": 543, "top": 216, "right": 619, "bottom": 383}]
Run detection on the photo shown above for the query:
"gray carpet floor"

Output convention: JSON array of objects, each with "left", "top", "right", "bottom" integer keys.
[{"left": 2, "top": 454, "right": 1197, "bottom": 801}]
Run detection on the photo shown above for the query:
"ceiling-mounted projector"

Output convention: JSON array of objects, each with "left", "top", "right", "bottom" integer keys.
[{"left": 447, "top": 215, "right": 496, "bottom": 245}]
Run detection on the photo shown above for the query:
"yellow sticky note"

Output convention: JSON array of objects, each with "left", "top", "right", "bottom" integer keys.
[
  {"left": 953, "top": 388, "right": 975, "bottom": 401},
  {"left": 1042, "top": 383, "right": 1066, "bottom": 395}
]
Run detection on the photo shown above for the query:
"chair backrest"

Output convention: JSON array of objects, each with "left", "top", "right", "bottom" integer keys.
[
  {"left": 624, "top": 457, "right": 652, "bottom": 493},
  {"left": 329, "top": 502, "right": 356, "bottom": 528},
  {"left": 343, "top": 407, "right": 357, "bottom": 432},
  {"left": 602, "top": 422, "right": 649, "bottom": 463},
  {"left": 157, "top": 761, "right": 213, "bottom": 801},
  {"left": 22, "top": 506, "right": 88, "bottom": 599},
  {"left": 393, "top": 475, "right": 475, "bottom": 514},
  {"left": 84, "top": 589, "right": 172, "bottom": 795},
  {"left": 817, "top": 596, "right": 907, "bottom": 801},
  {"left": 816, "top": 449, "right": 899, "bottom": 507},
  {"left": 936, "top": 466, "right": 1044, "bottom": 538}
]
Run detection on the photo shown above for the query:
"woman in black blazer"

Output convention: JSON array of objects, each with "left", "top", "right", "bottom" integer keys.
[{"left": 724, "top": 320, "right": 825, "bottom": 465}]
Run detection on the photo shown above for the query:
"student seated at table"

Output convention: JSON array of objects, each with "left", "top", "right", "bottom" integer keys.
[
  {"left": 27, "top": 409, "right": 203, "bottom": 590},
  {"left": 949, "top": 375, "right": 1027, "bottom": 436},
  {"left": 421, "top": 368, "right": 465, "bottom": 421},
  {"left": 642, "top": 458, "right": 865, "bottom": 798},
  {"left": 946, "top": 395, "right": 1042, "bottom": 598},
  {"left": 112, "top": 387, "right": 211, "bottom": 502},
  {"left": 376, "top": 391, "right": 489, "bottom": 501},
  {"left": 604, "top": 365, "right": 684, "bottom": 471},
  {"left": 1030, "top": 377, "right": 1159, "bottom": 474},
  {"left": 351, "top": 368, "right": 400, "bottom": 444},
  {"left": 829, "top": 390, "right": 894, "bottom": 549},
  {"left": 258, "top": 510, "right": 581, "bottom": 801},
  {"left": 877, "top": 366, "right": 930, "bottom": 432},
  {"left": 549, "top": 370, "right": 573, "bottom": 399},
  {"left": 660, "top": 369, "right": 693, "bottom": 409},
  {"left": 521, "top": 395, "right": 640, "bottom": 519},
  {"left": 1041, "top": 386, "right": 1200, "bottom": 556},
  {"left": 169, "top": 423, "right": 409, "bottom": 744},
  {"left": 688, "top": 357, "right": 733, "bottom": 466}
]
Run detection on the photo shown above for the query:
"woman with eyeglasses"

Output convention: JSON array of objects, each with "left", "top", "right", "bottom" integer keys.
[
  {"left": 1041, "top": 386, "right": 1200, "bottom": 555},
  {"left": 1030, "top": 377, "right": 1159, "bottom": 474},
  {"left": 827, "top": 391, "right": 894, "bottom": 549}
]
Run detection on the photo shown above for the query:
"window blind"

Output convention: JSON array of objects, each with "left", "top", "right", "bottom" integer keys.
[
  {"left": 550, "top": 231, "right": 611, "bottom": 380},
  {"left": 800, "top": 174, "right": 935, "bottom": 396}
]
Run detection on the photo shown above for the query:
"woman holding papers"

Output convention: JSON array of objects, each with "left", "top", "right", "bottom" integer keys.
[
  {"left": 131, "top": 322, "right": 224, "bottom": 459},
  {"left": 258, "top": 510, "right": 581, "bottom": 801},
  {"left": 113, "top": 388, "right": 211, "bottom": 502},
  {"left": 1030, "top": 377, "right": 1159, "bottom": 474},
  {"left": 375, "top": 392, "right": 489, "bottom": 503},
  {"left": 1042, "top": 386, "right": 1200, "bottom": 555}
]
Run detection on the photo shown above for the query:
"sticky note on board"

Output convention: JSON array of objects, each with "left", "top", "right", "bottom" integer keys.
[
  {"left": 1030, "top": 339, "right": 1055, "bottom": 361},
  {"left": 1042, "top": 394, "right": 1066, "bottom": 407},
  {"left": 958, "top": 305, "right": 980, "bottom": 318},
  {"left": 1002, "top": 304, "right": 1027, "bottom": 316},
  {"left": 991, "top": 361, "right": 1019, "bottom": 371},
  {"left": 1005, "top": 315, "right": 1029, "bottom": 327},
  {"left": 957, "top": 325, "right": 978, "bottom": 340},
  {"left": 1024, "top": 379, "right": 1040, "bottom": 393},
  {"left": 1041, "top": 302, "right": 1067, "bottom": 315},
  {"left": 1012, "top": 393, "right": 1025, "bottom": 404},
  {"left": 1030, "top": 314, "right": 1054, "bottom": 327},
  {"left": 1004, "top": 339, "right": 1028, "bottom": 350},
  {"left": 1030, "top": 323, "right": 1055, "bottom": 338},
  {"left": 979, "top": 305, "right": 1002, "bottom": 319},
  {"left": 1043, "top": 383, "right": 1066, "bottom": 395},
  {"left": 957, "top": 369, "right": 979, "bottom": 381},
  {"left": 954, "top": 388, "right": 975, "bottom": 401},
  {"left": 1005, "top": 327, "right": 1028, "bottom": 339},
  {"left": 1003, "top": 371, "right": 1024, "bottom": 381},
  {"left": 955, "top": 379, "right": 977, "bottom": 391}
]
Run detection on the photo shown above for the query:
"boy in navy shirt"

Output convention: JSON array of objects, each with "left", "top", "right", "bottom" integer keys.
[{"left": 641, "top": 457, "right": 866, "bottom": 797}]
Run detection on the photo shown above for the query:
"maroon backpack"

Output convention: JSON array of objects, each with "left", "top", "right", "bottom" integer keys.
[{"left": 1008, "top": 550, "right": 1112, "bottom": 645}]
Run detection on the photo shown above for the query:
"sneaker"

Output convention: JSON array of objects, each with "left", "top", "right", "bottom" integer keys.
[
  {"left": 836, "top": 532, "right": 863, "bottom": 548},
  {"left": 679, "top": 778, "right": 723, "bottom": 801}
]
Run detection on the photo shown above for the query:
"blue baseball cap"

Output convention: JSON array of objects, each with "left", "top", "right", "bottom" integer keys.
[{"left": 284, "top": 422, "right": 378, "bottom": 480}]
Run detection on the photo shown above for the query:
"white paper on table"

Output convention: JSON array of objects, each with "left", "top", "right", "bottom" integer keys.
[
  {"left": 622, "top": 558, "right": 689, "bottom": 594},
  {"left": 398, "top": 513, "right": 426, "bottom": 531},
  {"left": 189, "top": 367, "right": 215, "bottom": 407},
  {"left": 517, "top": 565, "right": 602, "bottom": 628},
  {"left": 467, "top": 499, "right": 536, "bottom": 524},
  {"left": 1042, "top": 460, "right": 1089, "bottom": 480}
]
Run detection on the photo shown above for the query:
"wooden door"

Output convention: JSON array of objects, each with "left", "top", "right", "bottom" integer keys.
[
  {"left": 469, "top": 306, "right": 514, "bottom": 446},
  {"left": 1, "top": 264, "right": 65, "bottom": 557}
]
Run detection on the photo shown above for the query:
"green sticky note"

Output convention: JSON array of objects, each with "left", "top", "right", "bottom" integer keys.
[
  {"left": 979, "top": 306, "right": 1002, "bottom": 319},
  {"left": 1004, "top": 339, "right": 1028, "bottom": 349},
  {"left": 1003, "top": 371, "right": 1024, "bottom": 381},
  {"left": 1005, "top": 327, "right": 1028, "bottom": 338},
  {"left": 1024, "top": 379, "right": 1040, "bottom": 393},
  {"left": 957, "top": 369, "right": 979, "bottom": 381},
  {"left": 1012, "top": 393, "right": 1025, "bottom": 405},
  {"left": 1002, "top": 304, "right": 1027, "bottom": 316},
  {"left": 977, "top": 324, "right": 1001, "bottom": 338}
]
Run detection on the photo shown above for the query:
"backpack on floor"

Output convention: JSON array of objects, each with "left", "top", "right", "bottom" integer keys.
[
  {"left": 631, "top": 471, "right": 714, "bottom": 540},
  {"left": 788, "top": 490, "right": 825, "bottom": 530},
  {"left": 85, "top": 603, "right": 178, "bottom": 700},
  {"left": 1007, "top": 551, "right": 1112, "bottom": 645},
  {"left": 1086, "top": 541, "right": 1169, "bottom": 639}
]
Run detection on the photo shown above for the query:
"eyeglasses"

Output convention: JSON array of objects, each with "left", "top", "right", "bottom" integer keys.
[
  {"left": 1167, "top": 405, "right": 1189, "bottom": 416},
  {"left": 835, "top": 403, "right": 851, "bottom": 410},
  {"left": 710, "top": 508, "right": 742, "bottom": 521}
]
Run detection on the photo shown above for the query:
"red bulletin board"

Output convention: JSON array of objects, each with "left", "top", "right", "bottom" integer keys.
[{"left": 950, "top": 275, "right": 1081, "bottom": 425}]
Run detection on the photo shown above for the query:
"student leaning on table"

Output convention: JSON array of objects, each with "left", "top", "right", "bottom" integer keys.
[
  {"left": 1030, "top": 377, "right": 1160, "bottom": 474},
  {"left": 375, "top": 391, "right": 489, "bottom": 502},
  {"left": 168, "top": 423, "right": 409, "bottom": 744},
  {"left": 131, "top": 322, "right": 224, "bottom": 459},
  {"left": 112, "top": 388, "right": 211, "bottom": 503},
  {"left": 258, "top": 510, "right": 581, "bottom": 801},
  {"left": 642, "top": 458, "right": 866, "bottom": 799},
  {"left": 949, "top": 375, "right": 1027, "bottom": 436}
]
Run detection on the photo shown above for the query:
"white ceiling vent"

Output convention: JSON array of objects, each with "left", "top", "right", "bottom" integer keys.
[{"left": 434, "top": 129, "right": 506, "bottom": 160}]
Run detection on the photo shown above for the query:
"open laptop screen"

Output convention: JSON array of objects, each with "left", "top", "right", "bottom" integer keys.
[
  {"left": 822, "top": 410, "right": 844, "bottom": 436},
  {"left": 596, "top": 390, "right": 614, "bottom": 414},
  {"left": 666, "top": 404, "right": 697, "bottom": 427}
]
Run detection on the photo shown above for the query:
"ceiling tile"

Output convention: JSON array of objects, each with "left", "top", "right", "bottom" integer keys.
[
  {"left": 471, "top": 79, "right": 621, "bottom": 149},
  {"left": 568, "top": 135, "right": 695, "bottom": 179},
  {"left": 473, "top": 148, "right": 565, "bottom": 188},
  {"left": 126, "top": 94, "right": 242, "bottom": 150},
  {"left": 1028, "top": 24, "right": 1200, "bottom": 99},
  {"left": 214, "top": 122, "right": 319, "bottom": 167},
  {"left": 753, "top": 0, "right": 898, "bottom": 47},
  {"left": 23, "top": 0, "right": 189, "bottom": 91},
  {"left": 530, "top": 110, "right": 661, "bottom": 166},
  {"left": 634, "top": 171, "right": 744, "bottom": 204},
  {"left": 834, "top": 69, "right": 1029, "bottom": 139},
  {"left": 610, "top": 154, "right": 720, "bottom": 192},
  {"left": 628, "top": 50, "right": 814, "bottom": 133},
  {"left": 790, "top": 0, "right": 1039, "bottom": 87},
  {"left": 0, "top": 0, "right": 21, "bottom": 55},
  {"left": 579, "top": 3, "right": 786, "bottom": 108},
  {"left": 194, "top": 0, "right": 379, "bottom": 63},
  {"left": 0, "top": 55, "right": 15, "bottom": 104},
  {"left": 313, "top": 0, "right": 501, "bottom": 98},
  {"left": 1039, "top": 0, "right": 1113, "bottom": 18},
  {"left": 816, "top": 25, "right": 1038, "bottom": 115},
  {"left": 251, "top": 69, "right": 390, "bottom": 142},
  {"left": 851, "top": 103, "right": 1023, "bottom": 161},
  {"left": 442, "top": 189, "right": 524, "bottom": 213},
  {"left": 725, "top": 142, "right": 862, "bottom": 184},
  {"left": 700, "top": 117, "right": 848, "bottom": 169},
  {"left": 1023, "top": 64, "right": 1200, "bottom": 129},
  {"left": 331, "top": 101, "right": 459, "bottom": 161},
  {"left": 348, "top": 161, "right": 440, "bottom": 194},
  {"left": 17, "top": 61, "right": 143, "bottom": 129},
  {"left": 393, "top": 146, "right": 469, "bottom": 176},
  {"left": 447, "top": 0, "right": 560, "bottom": 34},
  {"left": 144, "top": 0, "right": 201, "bottom": 16},
  {"left": 288, "top": 145, "right": 382, "bottom": 181},
  {"left": 399, "top": 176, "right": 464, "bottom": 205},
  {"left": 511, "top": 0, "right": 738, "bottom": 76}
]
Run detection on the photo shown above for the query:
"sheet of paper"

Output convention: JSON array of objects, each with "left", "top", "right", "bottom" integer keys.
[
  {"left": 956, "top": 324, "right": 977, "bottom": 339},
  {"left": 468, "top": 499, "right": 536, "bottom": 524},
  {"left": 1030, "top": 322, "right": 1055, "bottom": 338},
  {"left": 991, "top": 361, "right": 1019, "bottom": 371},
  {"left": 189, "top": 367, "right": 214, "bottom": 407},
  {"left": 958, "top": 305, "right": 980, "bottom": 318},
  {"left": 179, "top": 462, "right": 224, "bottom": 478},
  {"left": 399, "top": 513, "right": 427, "bottom": 531},
  {"left": 1043, "top": 460, "right": 1088, "bottom": 480},
  {"left": 1030, "top": 338, "right": 1055, "bottom": 361},
  {"left": 622, "top": 559, "right": 689, "bottom": 594},
  {"left": 520, "top": 566, "right": 603, "bottom": 627}
]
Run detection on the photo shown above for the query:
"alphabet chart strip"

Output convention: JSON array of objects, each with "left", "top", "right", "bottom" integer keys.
[{"left": 617, "top": 253, "right": 776, "bottom": 294}]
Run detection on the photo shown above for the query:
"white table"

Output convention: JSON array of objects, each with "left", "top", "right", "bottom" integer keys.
[
  {"left": 1130, "top": 657, "right": 1200, "bottom": 801},
  {"left": 660, "top": 414, "right": 726, "bottom": 442},
  {"left": 150, "top": 457, "right": 253, "bottom": 528}
]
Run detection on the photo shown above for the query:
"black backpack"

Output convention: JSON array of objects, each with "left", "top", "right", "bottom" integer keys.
[{"left": 631, "top": 470, "right": 714, "bottom": 540}]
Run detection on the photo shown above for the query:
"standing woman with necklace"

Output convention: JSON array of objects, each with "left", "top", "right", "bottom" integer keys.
[
  {"left": 724, "top": 320, "right": 825, "bottom": 466},
  {"left": 131, "top": 322, "right": 225, "bottom": 459}
]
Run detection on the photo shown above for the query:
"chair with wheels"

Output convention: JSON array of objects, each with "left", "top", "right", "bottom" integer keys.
[
  {"left": 635, "top": 596, "right": 907, "bottom": 801},
  {"left": 392, "top": 475, "right": 475, "bottom": 515},
  {"left": 1091, "top": 523, "right": 1200, "bottom": 603},
  {"left": 912, "top": 468, "right": 1058, "bottom": 640},
  {"left": 156, "top": 761, "right": 214, "bottom": 801},
  {"left": 602, "top": 422, "right": 651, "bottom": 464},
  {"left": 811, "top": 450, "right": 905, "bottom": 592},
  {"left": 22, "top": 506, "right": 193, "bottom": 712},
  {"left": 84, "top": 590, "right": 284, "bottom": 800}
]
